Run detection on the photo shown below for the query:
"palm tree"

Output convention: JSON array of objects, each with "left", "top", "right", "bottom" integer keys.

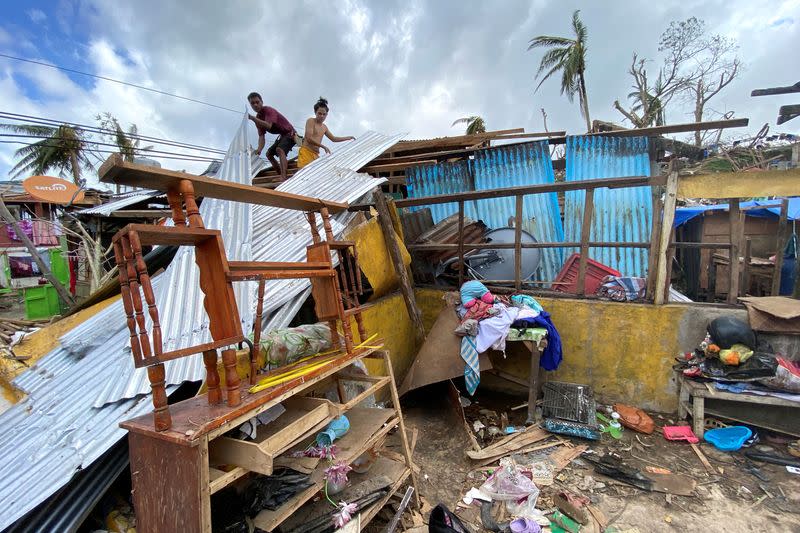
[
  {"left": 0, "top": 123, "right": 92, "bottom": 184},
  {"left": 97, "top": 112, "right": 153, "bottom": 162},
  {"left": 451, "top": 116, "right": 486, "bottom": 135},
  {"left": 528, "top": 10, "right": 592, "bottom": 132}
]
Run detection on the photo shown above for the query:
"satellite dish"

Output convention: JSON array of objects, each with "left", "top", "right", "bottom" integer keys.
[
  {"left": 23, "top": 175, "right": 84, "bottom": 204},
  {"left": 467, "top": 227, "right": 542, "bottom": 281}
]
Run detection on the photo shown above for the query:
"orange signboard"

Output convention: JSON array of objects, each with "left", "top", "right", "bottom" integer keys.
[{"left": 22, "top": 176, "right": 85, "bottom": 204}]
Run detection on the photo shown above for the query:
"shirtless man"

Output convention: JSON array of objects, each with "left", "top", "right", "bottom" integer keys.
[
  {"left": 247, "top": 92, "right": 296, "bottom": 181},
  {"left": 297, "top": 97, "right": 355, "bottom": 168}
]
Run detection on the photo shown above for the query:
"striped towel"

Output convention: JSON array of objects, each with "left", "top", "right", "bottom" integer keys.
[{"left": 460, "top": 336, "right": 480, "bottom": 395}]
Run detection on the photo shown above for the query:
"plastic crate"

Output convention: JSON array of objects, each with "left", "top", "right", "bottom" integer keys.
[{"left": 553, "top": 253, "right": 621, "bottom": 295}]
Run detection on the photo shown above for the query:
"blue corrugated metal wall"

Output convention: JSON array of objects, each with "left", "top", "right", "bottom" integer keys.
[
  {"left": 564, "top": 136, "right": 652, "bottom": 277},
  {"left": 405, "top": 141, "right": 565, "bottom": 281}
]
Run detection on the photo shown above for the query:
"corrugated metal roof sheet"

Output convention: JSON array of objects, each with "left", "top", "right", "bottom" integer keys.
[
  {"left": 77, "top": 190, "right": 162, "bottom": 216},
  {"left": 0, "top": 119, "right": 401, "bottom": 531},
  {"left": 405, "top": 141, "right": 565, "bottom": 281},
  {"left": 564, "top": 135, "right": 652, "bottom": 277}
]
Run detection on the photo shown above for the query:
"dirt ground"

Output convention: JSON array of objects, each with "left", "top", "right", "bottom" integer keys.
[{"left": 401, "top": 383, "right": 800, "bottom": 533}]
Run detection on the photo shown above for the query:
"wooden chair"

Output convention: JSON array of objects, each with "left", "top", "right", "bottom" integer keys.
[{"left": 102, "top": 154, "right": 367, "bottom": 432}]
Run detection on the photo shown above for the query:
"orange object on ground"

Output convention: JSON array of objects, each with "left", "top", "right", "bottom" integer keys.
[{"left": 613, "top": 403, "right": 655, "bottom": 434}]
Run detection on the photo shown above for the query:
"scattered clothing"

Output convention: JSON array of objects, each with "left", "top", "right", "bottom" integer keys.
[
  {"left": 463, "top": 300, "right": 496, "bottom": 321},
  {"left": 510, "top": 294, "right": 543, "bottom": 313},
  {"left": 454, "top": 318, "right": 478, "bottom": 337},
  {"left": 297, "top": 145, "right": 319, "bottom": 168},
  {"left": 460, "top": 336, "right": 480, "bottom": 395},
  {"left": 512, "top": 307, "right": 541, "bottom": 328},
  {"left": 460, "top": 280, "right": 490, "bottom": 305},
  {"left": 597, "top": 276, "right": 646, "bottom": 302},
  {"left": 475, "top": 306, "right": 520, "bottom": 354},
  {"left": 6, "top": 220, "right": 33, "bottom": 242},
  {"left": 529, "top": 311, "right": 562, "bottom": 371}
]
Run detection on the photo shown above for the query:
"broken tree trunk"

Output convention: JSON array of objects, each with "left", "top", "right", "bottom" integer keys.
[
  {"left": 373, "top": 190, "right": 425, "bottom": 344},
  {"left": 0, "top": 198, "right": 76, "bottom": 308}
]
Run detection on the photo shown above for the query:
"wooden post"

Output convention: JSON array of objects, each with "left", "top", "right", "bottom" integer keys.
[
  {"left": 0, "top": 198, "right": 75, "bottom": 308},
  {"left": 251, "top": 279, "right": 266, "bottom": 384},
  {"left": 743, "top": 237, "right": 752, "bottom": 296},
  {"left": 373, "top": 191, "right": 425, "bottom": 344},
  {"left": 514, "top": 194, "right": 523, "bottom": 290},
  {"left": 457, "top": 200, "right": 465, "bottom": 287},
  {"left": 772, "top": 198, "right": 789, "bottom": 296},
  {"left": 728, "top": 200, "right": 742, "bottom": 304},
  {"left": 576, "top": 188, "right": 595, "bottom": 296},
  {"left": 654, "top": 171, "right": 679, "bottom": 305},
  {"left": 662, "top": 226, "right": 677, "bottom": 303},
  {"left": 222, "top": 348, "right": 241, "bottom": 407},
  {"left": 646, "top": 185, "right": 665, "bottom": 301},
  {"left": 203, "top": 349, "right": 222, "bottom": 405}
]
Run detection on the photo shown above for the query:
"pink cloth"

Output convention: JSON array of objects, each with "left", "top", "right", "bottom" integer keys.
[{"left": 481, "top": 292, "right": 495, "bottom": 304}]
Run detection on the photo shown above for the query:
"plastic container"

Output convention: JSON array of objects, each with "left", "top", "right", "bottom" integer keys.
[
  {"left": 704, "top": 426, "right": 752, "bottom": 451},
  {"left": 554, "top": 253, "right": 622, "bottom": 295},
  {"left": 315, "top": 415, "right": 350, "bottom": 447},
  {"left": 662, "top": 425, "right": 699, "bottom": 444},
  {"left": 24, "top": 284, "right": 61, "bottom": 320}
]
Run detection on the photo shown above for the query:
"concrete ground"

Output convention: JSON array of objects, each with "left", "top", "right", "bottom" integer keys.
[{"left": 400, "top": 383, "right": 800, "bottom": 533}]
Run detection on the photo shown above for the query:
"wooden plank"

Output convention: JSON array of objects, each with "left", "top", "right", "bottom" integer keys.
[
  {"left": 109, "top": 209, "right": 173, "bottom": 218},
  {"left": 228, "top": 261, "right": 331, "bottom": 271},
  {"left": 743, "top": 237, "right": 753, "bottom": 295},
  {"left": 98, "top": 153, "right": 348, "bottom": 212},
  {"left": 374, "top": 191, "right": 425, "bottom": 343},
  {"left": 360, "top": 160, "right": 437, "bottom": 173},
  {"left": 646, "top": 184, "right": 665, "bottom": 301},
  {"left": 395, "top": 175, "right": 656, "bottom": 208},
  {"left": 457, "top": 200, "right": 465, "bottom": 287},
  {"left": 112, "top": 223, "right": 220, "bottom": 246},
  {"left": 514, "top": 194, "right": 523, "bottom": 290},
  {"left": 654, "top": 171, "right": 679, "bottom": 304},
  {"left": 576, "top": 188, "right": 595, "bottom": 296},
  {"left": 589, "top": 118, "right": 749, "bottom": 137},
  {"left": 466, "top": 425, "right": 550, "bottom": 460},
  {"left": 690, "top": 443, "right": 716, "bottom": 474},
  {"left": 407, "top": 241, "right": 650, "bottom": 251},
  {"left": 227, "top": 269, "right": 336, "bottom": 281},
  {"left": 128, "top": 432, "right": 210, "bottom": 532},
  {"left": 678, "top": 168, "right": 800, "bottom": 199},
  {"left": 751, "top": 82, "right": 800, "bottom": 96},
  {"left": 491, "top": 131, "right": 567, "bottom": 140},
  {"left": 728, "top": 201, "right": 742, "bottom": 304},
  {"left": 772, "top": 199, "right": 789, "bottom": 295}
]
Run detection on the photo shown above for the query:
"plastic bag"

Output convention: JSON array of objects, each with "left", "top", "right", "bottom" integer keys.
[
  {"left": 759, "top": 357, "right": 800, "bottom": 393},
  {"left": 700, "top": 352, "right": 778, "bottom": 381},
  {"left": 719, "top": 343, "right": 754, "bottom": 366},
  {"left": 260, "top": 323, "right": 331, "bottom": 368},
  {"left": 613, "top": 404, "right": 655, "bottom": 434},
  {"left": 479, "top": 458, "right": 540, "bottom": 502},
  {"left": 707, "top": 316, "right": 756, "bottom": 350},
  {"left": 429, "top": 504, "right": 471, "bottom": 533}
]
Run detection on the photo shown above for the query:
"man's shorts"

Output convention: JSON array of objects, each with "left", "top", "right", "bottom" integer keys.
[{"left": 266, "top": 133, "right": 296, "bottom": 157}]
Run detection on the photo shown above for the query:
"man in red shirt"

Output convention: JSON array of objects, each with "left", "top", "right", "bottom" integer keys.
[{"left": 247, "top": 92, "right": 297, "bottom": 181}]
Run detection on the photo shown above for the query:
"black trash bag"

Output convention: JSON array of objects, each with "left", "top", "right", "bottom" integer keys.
[
  {"left": 210, "top": 487, "right": 248, "bottom": 533},
  {"left": 430, "top": 504, "right": 471, "bottom": 533},
  {"left": 243, "top": 469, "right": 313, "bottom": 514},
  {"left": 700, "top": 352, "right": 778, "bottom": 381},
  {"left": 707, "top": 316, "right": 756, "bottom": 350},
  {"left": 583, "top": 454, "right": 653, "bottom": 492}
]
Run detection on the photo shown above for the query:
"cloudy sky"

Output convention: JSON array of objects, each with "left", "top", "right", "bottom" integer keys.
[{"left": 0, "top": 0, "right": 797, "bottom": 186}]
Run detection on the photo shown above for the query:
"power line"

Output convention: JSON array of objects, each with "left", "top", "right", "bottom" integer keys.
[
  {"left": 0, "top": 133, "right": 218, "bottom": 161},
  {"left": 0, "top": 140, "right": 218, "bottom": 163},
  {"left": 0, "top": 111, "right": 227, "bottom": 154},
  {"left": 0, "top": 53, "right": 242, "bottom": 115}
]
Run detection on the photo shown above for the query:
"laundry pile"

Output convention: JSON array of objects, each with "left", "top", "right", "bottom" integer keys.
[{"left": 453, "top": 280, "right": 562, "bottom": 395}]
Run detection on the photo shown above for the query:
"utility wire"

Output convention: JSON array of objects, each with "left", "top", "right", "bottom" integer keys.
[
  {"left": 0, "top": 53, "right": 242, "bottom": 115},
  {"left": 0, "top": 111, "right": 227, "bottom": 154},
  {"left": 0, "top": 133, "right": 218, "bottom": 161},
  {"left": 0, "top": 140, "right": 218, "bottom": 163}
]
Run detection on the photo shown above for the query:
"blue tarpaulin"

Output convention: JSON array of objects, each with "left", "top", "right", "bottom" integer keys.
[{"left": 674, "top": 198, "right": 800, "bottom": 227}]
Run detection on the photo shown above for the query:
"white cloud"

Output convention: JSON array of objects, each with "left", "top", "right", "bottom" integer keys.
[
  {"left": 0, "top": 0, "right": 797, "bottom": 184},
  {"left": 27, "top": 9, "right": 47, "bottom": 24}
]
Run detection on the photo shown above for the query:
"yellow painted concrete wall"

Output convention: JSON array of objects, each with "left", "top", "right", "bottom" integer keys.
[{"left": 407, "top": 289, "right": 745, "bottom": 413}]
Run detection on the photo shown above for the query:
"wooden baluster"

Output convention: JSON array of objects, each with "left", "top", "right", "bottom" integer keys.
[
  {"left": 352, "top": 311, "right": 367, "bottom": 344},
  {"left": 202, "top": 349, "right": 222, "bottom": 405},
  {"left": 306, "top": 212, "right": 321, "bottom": 243},
  {"left": 251, "top": 279, "right": 266, "bottom": 384},
  {"left": 166, "top": 189, "right": 186, "bottom": 226},
  {"left": 147, "top": 363, "right": 171, "bottom": 431},
  {"left": 179, "top": 179, "right": 204, "bottom": 228},
  {"left": 129, "top": 230, "right": 162, "bottom": 356},
  {"left": 222, "top": 348, "right": 241, "bottom": 406},
  {"left": 113, "top": 240, "right": 144, "bottom": 365},
  {"left": 331, "top": 266, "right": 353, "bottom": 354},
  {"left": 328, "top": 320, "right": 341, "bottom": 351},
  {"left": 344, "top": 250, "right": 357, "bottom": 301},
  {"left": 337, "top": 255, "right": 352, "bottom": 305},
  {"left": 352, "top": 245, "right": 363, "bottom": 295},
  {"left": 121, "top": 235, "right": 152, "bottom": 362},
  {"left": 320, "top": 207, "right": 335, "bottom": 241}
]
